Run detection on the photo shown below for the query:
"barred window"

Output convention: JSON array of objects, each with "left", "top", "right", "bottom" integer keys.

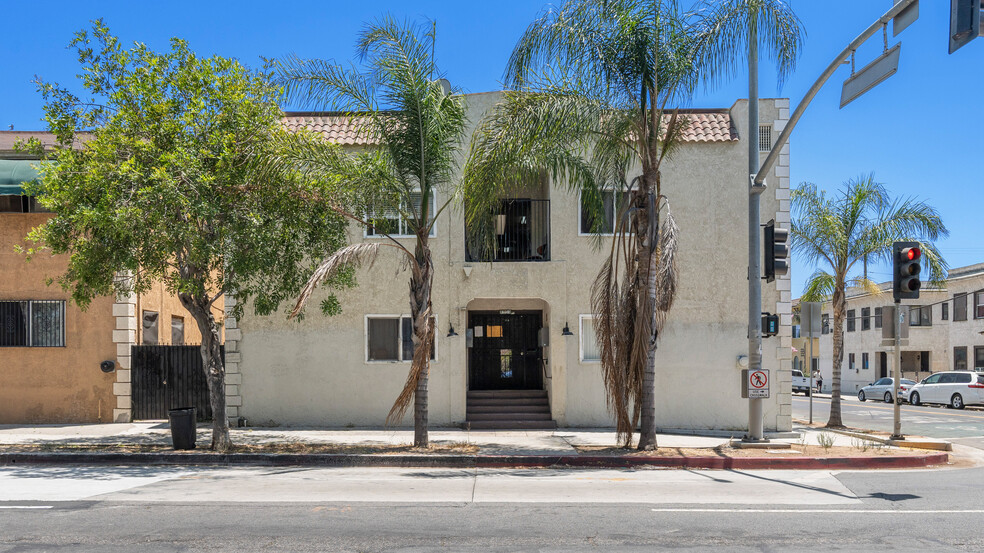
[
  {"left": 758, "top": 125, "right": 772, "bottom": 153},
  {"left": 0, "top": 300, "right": 65, "bottom": 347}
]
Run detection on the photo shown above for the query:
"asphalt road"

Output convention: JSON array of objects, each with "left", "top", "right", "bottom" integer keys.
[
  {"left": 792, "top": 394, "right": 984, "bottom": 450},
  {"left": 3, "top": 464, "right": 984, "bottom": 552}
]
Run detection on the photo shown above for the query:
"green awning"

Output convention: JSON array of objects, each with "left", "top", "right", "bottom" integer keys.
[{"left": 0, "top": 159, "right": 42, "bottom": 195}]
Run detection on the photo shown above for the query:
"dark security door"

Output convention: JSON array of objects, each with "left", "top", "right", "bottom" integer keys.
[{"left": 469, "top": 311, "right": 543, "bottom": 390}]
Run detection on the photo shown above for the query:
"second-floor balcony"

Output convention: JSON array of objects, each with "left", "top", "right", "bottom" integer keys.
[{"left": 466, "top": 199, "right": 550, "bottom": 263}]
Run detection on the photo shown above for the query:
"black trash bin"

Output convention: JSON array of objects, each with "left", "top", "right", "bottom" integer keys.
[{"left": 168, "top": 407, "right": 197, "bottom": 450}]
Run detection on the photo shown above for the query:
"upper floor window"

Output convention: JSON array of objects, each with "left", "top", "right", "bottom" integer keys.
[
  {"left": 846, "top": 310, "right": 856, "bottom": 332},
  {"left": 365, "top": 191, "right": 436, "bottom": 238},
  {"left": 954, "top": 293, "right": 968, "bottom": 321},
  {"left": 874, "top": 307, "right": 883, "bottom": 328},
  {"left": 910, "top": 305, "right": 932, "bottom": 327},
  {"left": 848, "top": 353, "right": 855, "bottom": 371},
  {"left": 171, "top": 316, "right": 185, "bottom": 345},
  {"left": 861, "top": 307, "right": 870, "bottom": 330},
  {"left": 821, "top": 314, "right": 830, "bottom": 334},
  {"left": 579, "top": 189, "right": 629, "bottom": 235},
  {"left": 0, "top": 300, "right": 65, "bottom": 347},
  {"left": 758, "top": 125, "right": 772, "bottom": 153},
  {"left": 975, "top": 292, "right": 984, "bottom": 319},
  {"left": 942, "top": 302, "right": 949, "bottom": 321}
]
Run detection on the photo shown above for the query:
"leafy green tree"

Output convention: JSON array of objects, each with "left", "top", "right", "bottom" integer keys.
[
  {"left": 272, "top": 18, "right": 466, "bottom": 447},
  {"left": 791, "top": 175, "right": 947, "bottom": 427},
  {"left": 25, "top": 21, "right": 348, "bottom": 451}
]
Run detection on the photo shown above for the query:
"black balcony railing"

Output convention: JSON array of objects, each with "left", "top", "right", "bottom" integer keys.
[{"left": 466, "top": 199, "right": 550, "bottom": 262}]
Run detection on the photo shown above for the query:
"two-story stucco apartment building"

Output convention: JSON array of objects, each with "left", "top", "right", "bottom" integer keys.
[
  {"left": 811, "top": 263, "right": 984, "bottom": 395},
  {"left": 0, "top": 132, "right": 217, "bottom": 423},
  {"left": 227, "top": 92, "right": 795, "bottom": 433}
]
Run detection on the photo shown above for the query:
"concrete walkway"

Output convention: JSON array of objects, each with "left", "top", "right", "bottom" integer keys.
[{"left": 0, "top": 421, "right": 895, "bottom": 453}]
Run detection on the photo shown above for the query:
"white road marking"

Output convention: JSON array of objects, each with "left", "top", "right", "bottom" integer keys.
[
  {"left": 0, "top": 506, "right": 53, "bottom": 509},
  {"left": 652, "top": 508, "right": 984, "bottom": 514}
]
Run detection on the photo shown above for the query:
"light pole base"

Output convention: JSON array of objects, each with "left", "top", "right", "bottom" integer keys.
[
  {"left": 741, "top": 435, "right": 770, "bottom": 443},
  {"left": 890, "top": 434, "right": 905, "bottom": 441}
]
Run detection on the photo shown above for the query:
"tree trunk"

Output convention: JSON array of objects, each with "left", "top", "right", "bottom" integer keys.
[
  {"left": 827, "top": 282, "right": 846, "bottom": 428},
  {"left": 409, "top": 238, "right": 434, "bottom": 448},
  {"left": 636, "top": 176, "right": 659, "bottom": 451},
  {"left": 180, "top": 294, "right": 231, "bottom": 451}
]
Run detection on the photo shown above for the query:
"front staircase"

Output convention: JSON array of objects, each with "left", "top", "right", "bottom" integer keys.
[{"left": 465, "top": 389, "right": 557, "bottom": 430}]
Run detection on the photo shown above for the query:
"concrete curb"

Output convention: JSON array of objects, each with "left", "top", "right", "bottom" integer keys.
[
  {"left": 821, "top": 428, "right": 954, "bottom": 452},
  {"left": 0, "top": 452, "right": 948, "bottom": 470}
]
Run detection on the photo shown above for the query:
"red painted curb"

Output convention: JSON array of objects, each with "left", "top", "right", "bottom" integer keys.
[{"left": 475, "top": 453, "right": 949, "bottom": 470}]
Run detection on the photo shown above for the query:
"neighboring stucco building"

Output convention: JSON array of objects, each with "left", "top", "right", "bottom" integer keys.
[
  {"left": 809, "top": 263, "right": 984, "bottom": 395},
  {"left": 0, "top": 132, "right": 216, "bottom": 423},
  {"left": 231, "top": 92, "right": 795, "bottom": 433}
]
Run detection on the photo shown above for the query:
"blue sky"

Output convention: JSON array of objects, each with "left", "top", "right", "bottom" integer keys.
[{"left": 1, "top": 1, "right": 981, "bottom": 296}]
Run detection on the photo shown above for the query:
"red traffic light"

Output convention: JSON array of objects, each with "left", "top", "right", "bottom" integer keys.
[{"left": 904, "top": 246, "right": 921, "bottom": 261}]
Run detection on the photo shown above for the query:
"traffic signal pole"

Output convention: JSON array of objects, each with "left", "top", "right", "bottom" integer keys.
[
  {"left": 746, "top": 25, "right": 765, "bottom": 442},
  {"left": 893, "top": 299, "right": 904, "bottom": 440}
]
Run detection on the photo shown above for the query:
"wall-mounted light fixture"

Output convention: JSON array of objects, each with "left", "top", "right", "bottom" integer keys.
[
  {"left": 447, "top": 322, "right": 458, "bottom": 337},
  {"left": 562, "top": 322, "right": 574, "bottom": 336}
]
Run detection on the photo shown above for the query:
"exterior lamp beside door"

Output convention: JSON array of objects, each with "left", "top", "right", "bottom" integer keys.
[
  {"left": 562, "top": 322, "right": 574, "bottom": 336},
  {"left": 447, "top": 322, "right": 458, "bottom": 337}
]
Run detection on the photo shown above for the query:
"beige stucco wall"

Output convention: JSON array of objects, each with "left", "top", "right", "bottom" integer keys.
[
  {"left": 0, "top": 212, "right": 118, "bottom": 423},
  {"left": 135, "top": 279, "right": 221, "bottom": 346},
  {"left": 815, "top": 266, "right": 984, "bottom": 394},
  {"left": 234, "top": 92, "right": 793, "bottom": 432}
]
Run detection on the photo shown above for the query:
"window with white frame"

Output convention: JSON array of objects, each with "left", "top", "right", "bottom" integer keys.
[
  {"left": 0, "top": 300, "right": 65, "bottom": 347},
  {"left": 365, "top": 191, "right": 436, "bottom": 238},
  {"left": 580, "top": 315, "right": 601, "bottom": 362},
  {"left": 579, "top": 189, "right": 629, "bottom": 235},
  {"left": 366, "top": 315, "right": 436, "bottom": 362}
]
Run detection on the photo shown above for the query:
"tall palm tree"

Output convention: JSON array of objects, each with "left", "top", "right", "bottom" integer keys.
[
  {"left": 464, "top": 0, "right": 703, "bottom": 450},
  {"left": 791, "top": 175, "right": 947, "bottom": 427},
  {"left": 272, "top": 18, "right": 466, "bottom": 447}
]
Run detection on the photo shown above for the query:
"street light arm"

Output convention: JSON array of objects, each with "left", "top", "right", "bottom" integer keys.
[{"left": 754, "top": 0, "right": 919, "bottom": 186}]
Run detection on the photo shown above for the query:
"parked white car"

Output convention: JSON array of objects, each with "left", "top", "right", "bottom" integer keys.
[
  {"left": 908, "top": 371, "right": 984, "bottom": 409},
  {"left": 857, "top": 377, "right": 917, "bottom": 403},
  {"left": 791, "top": 369, "right": 813, "bottom": 395}
]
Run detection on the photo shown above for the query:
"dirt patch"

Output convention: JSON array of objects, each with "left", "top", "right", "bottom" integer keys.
[
  {"left": 0, "top": 442, "right": 480, "bottom": 455},
  {"left": 572, "top": 444, "right": 928, "bottom": 458}
]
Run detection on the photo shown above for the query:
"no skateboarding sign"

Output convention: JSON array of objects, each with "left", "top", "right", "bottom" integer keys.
[{"left": 741, "top": 369, "right": 770, "bottom": 399}]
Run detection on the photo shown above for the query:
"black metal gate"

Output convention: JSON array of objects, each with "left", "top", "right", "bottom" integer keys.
[
  {"left": 468, "top": 311, "right": 543, "bottom": 390},
  {"left": 131, "top": 345, "right": 219, "bottom": 421}
]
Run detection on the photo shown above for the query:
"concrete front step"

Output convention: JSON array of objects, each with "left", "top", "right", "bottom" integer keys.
[
  {"left": 464, "top": 420, "right": 558, "bottom": 430},
  {"left": 465, "top": 412, "right": 554, "bottom": 421},
  {"left": 467, "top": 404, "right": 551, "bottom": 414},
  {"left": 466, "top": 398, "right": 550, "bottom": 408},
  {"left": 467, "top": 390, "right": 548, "bottom": 399}
]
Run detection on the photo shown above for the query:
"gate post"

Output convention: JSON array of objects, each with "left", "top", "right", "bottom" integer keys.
[{"left": 112, "top": 289, "right": 137, "bottom": 423}]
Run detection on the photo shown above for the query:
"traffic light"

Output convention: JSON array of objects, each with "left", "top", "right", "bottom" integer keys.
[
  {"left": 764, "top": 219, "right": 789, "bottom": 283},
  {"left": 949, "top": 0, "right": 983, "bottom": 54},
  {"left": 893, "top": 241, "right": 922, "bottom": 301}
]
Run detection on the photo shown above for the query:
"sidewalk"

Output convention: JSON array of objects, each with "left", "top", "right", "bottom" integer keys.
[{"left": 0, "top": 422, "right": 952, "bottom": 470}]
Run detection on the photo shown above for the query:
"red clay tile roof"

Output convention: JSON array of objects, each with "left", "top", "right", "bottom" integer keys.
[
  {"left": 282, "top": 109, "right": 738, "bottom": 145},
  {"left": 281, "top": 113, "right": 380, "bottom": 145}
]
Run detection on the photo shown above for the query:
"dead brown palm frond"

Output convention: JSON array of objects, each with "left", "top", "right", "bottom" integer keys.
[
  {"left": 289, "top": 242, "right": 409, "bottom": 319},
  {"left": 653, "top": 204, "right": 679, "bottom": 316},
  {"left": 386, "top": 310, "right": 434, "bottom": 425}
]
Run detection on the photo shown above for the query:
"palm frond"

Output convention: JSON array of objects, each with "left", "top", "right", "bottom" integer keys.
[{"left": 801, "top": 269, "right": 835, "bottom": 303}]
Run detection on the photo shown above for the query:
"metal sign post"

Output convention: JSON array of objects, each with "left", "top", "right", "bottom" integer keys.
[
  {"left": 801, "top": 302, "right": 822, "bottom": 424},
  {"left": 892, "top": 300, "right": 905, "bottom": 440}
]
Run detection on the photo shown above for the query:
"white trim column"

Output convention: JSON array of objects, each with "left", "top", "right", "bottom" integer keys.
[
  {"left": 224, "top": 295, "right": 242, "bottom": 425},
  {"left": 773, "top": 98, "right": 793, "bottom": 432},
  {"left": 112, "top": 291, "right": 137, "bottom": 422}
]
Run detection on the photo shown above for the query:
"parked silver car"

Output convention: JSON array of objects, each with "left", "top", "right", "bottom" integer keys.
[
  {"left": 857, "top": 377, "right": 917, "bottom": 403},
  {"left": 908, "top": 371, "right": 984, "bottom": 409}
]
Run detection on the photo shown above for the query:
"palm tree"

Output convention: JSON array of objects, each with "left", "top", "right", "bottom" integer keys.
[
  {"left": 464, "top": 0, "right": 705, "bottom": 450},
  {"left": 791, "top": 175, "right": 947, "bottom": 428},
  {"left": 272, "top": 18, "right": 467, "bottom": 447}
]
